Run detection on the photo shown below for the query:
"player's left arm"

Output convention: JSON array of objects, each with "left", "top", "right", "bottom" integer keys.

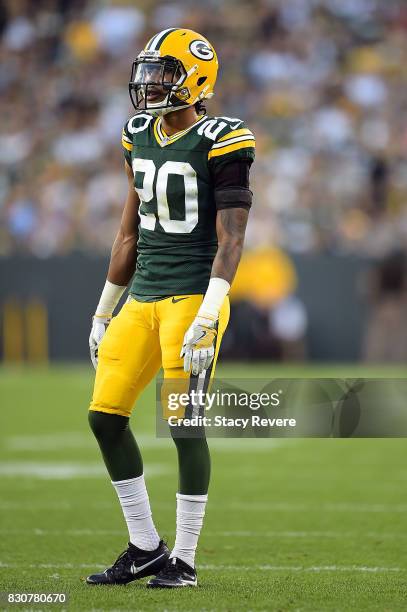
[
  {"left": 181, "top": 157, "right": 253, "bottom": 375},
  {"left": 181, "top": 204, "right": 250, "bottom": 375},
  {"left": 211, "top": 206, "right": 249, "bottom": 283}
]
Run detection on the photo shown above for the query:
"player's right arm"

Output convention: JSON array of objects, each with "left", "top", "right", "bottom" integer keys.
[
  {"left": 89, "top": 160, "right": 140, "bottom": 369},
  {"left": 107, "top": 161, "right": 140, "bottom": 286}
]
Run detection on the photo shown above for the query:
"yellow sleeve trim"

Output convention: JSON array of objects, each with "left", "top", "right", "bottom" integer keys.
[
  {"left": 218, "top": 128, "right": 253, "bottom": 142},
  {"left": 122, "top": 138, "right": 133, "bottom": 151},
  {"left": 208, "top": 139, "right": 255, "bottom": 160}
]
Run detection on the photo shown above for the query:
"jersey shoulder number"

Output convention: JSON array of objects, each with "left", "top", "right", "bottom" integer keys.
[
  {"left": 197, "top": 115, "right": 255, "bottom": 165},
  {"left": 121, "top": 113, "right": 154, "bottom": 163}
]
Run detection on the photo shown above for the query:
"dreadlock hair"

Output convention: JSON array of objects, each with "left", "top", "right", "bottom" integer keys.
[{"left": 195, "top": 100, "right": 207, "bottom": 115}]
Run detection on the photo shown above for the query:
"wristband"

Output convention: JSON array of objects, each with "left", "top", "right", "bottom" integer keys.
[
  {"left": 197, "top": 277, "right": 230, "bottom": 319},
  {"left": 95, "top": 280, "right": 127, "bottom": 317}
]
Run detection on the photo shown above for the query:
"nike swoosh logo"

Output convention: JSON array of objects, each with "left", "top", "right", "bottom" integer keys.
[
  {"left": 130, "top": 552, "right": 166, "bottom": 575},
  {"left": 172, "top": 297, "right": 189, "bottom": 304}
]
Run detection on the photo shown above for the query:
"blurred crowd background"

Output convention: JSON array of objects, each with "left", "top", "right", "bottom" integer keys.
[
  {"left": 2, "top": 0, "right": 407, "bottom": 257},
  {"left": 1, "top": 0, "right": 407, "bottom": 362}
]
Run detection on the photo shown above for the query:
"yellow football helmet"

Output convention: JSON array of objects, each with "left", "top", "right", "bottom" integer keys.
[{"left": 129, "top": 28, "right": 218, "bottom": 117}]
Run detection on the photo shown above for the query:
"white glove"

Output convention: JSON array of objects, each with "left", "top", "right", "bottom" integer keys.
[
  {"left": 181, "top": 316, "right": 218, "bottom": 376},
  {"left": 89, "top": 316, "right": 111, "bottom": 370}
]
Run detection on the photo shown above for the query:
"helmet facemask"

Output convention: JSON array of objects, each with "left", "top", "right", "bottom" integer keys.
[{"left": 129, "top": 53, "right": 192, "bottom": 117}]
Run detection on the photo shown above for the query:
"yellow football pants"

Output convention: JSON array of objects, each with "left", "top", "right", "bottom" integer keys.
[{"left": 89, "top": 294, "right": 230, "bottom": 419}]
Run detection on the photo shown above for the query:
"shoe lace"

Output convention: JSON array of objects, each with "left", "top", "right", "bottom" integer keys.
[{"left": 107, "top": 549, "right": 132, "bottom": 578}]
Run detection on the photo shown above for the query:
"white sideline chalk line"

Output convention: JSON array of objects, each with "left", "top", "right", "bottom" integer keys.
[
  {"left": 1, "top": 500, "right": 406, "bottom": 513},
  {"left": 0, "top": 462, "right": 169, "bottom": 479},
  {"left": 200, "top": 564, "right": 404, "bottom": 573},
  {"left": 0, "top": 561, "right": 403, "bottom": 573},
  {"left": 0, "top": 529, "right": 405, "bottom": 540},
  {"left": 5, "top": 433, "right": 288, "bottom": 452},
  {"left": 222, "top": 502, "right": 407, "bottom": 513},
  {"left": 209, "top": 530, "right": 407, "bottom": 539}
]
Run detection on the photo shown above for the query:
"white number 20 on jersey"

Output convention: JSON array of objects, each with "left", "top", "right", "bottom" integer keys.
[{"left": 132, "top": 159, "right": 199, "bottom": 234}]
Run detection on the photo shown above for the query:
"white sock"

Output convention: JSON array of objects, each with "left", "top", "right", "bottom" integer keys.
[
  {"left": 112, "top": 475, "right": 160, "bottom": 551},
  {"left": 170, "top": 493, "right": 208, "bottom": 568}
]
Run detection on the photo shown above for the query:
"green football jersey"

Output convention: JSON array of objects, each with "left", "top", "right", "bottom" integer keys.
[{"left": 121, "top": 112, "right": 255, "bottom": 298}]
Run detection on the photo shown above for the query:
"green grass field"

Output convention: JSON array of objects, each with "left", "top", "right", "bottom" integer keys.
[{"left": 1, "top": 363, "right": 407, "bottom": 611}]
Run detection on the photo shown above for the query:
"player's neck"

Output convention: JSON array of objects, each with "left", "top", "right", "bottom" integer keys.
[{"left": 161, "top": 106, "right": 200, "bottom": 136}]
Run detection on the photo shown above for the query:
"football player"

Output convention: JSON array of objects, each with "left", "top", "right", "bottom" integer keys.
[{"left": 86, "top": 28, "right": 255, "bottom": 588}]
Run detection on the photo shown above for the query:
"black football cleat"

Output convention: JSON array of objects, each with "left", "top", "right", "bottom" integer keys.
[
  {"left": 86, "top": 540, "right": 170, "bottom": 585},
  {"left": 147, "top": 556, "right": 197, "bottom": 588}
]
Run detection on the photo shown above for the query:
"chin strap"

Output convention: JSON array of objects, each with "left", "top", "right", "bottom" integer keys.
[{"left": 148, "top": 103, "right": 192, "bottom": 117}]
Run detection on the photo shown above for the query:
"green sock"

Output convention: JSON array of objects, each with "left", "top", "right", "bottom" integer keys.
[
  {"left": 88, "top": 411, "right": 143, "bottom": 481},
  {"left": 170, "top": 426, "right": 211, "bottom": 495}
]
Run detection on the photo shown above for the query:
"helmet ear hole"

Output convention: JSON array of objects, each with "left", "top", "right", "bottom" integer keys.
[{"left": 197, "top": 76, "right": 207, "bottom": 86}]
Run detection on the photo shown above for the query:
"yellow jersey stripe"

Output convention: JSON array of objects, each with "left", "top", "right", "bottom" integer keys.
[
  {"left": 218, "top": 128, "right": 252, "bottom": 142},
  {"left": 153, "top": 115, "right": 207, "bottom": 147},
  {"left": 153, "top": 118, "right": 162, "bottom": 146},
  {"left": 122, "top": 138, "right": 133, "bottom": 151},
  {"left": 211, "top": 135, "right": 255, "bottom": 150},
  {"left": 208, "top": 139, "right": 255, "bottom": 160},
  {"left": 122, "top": 130, "right": 132, "bottom": 144}
]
